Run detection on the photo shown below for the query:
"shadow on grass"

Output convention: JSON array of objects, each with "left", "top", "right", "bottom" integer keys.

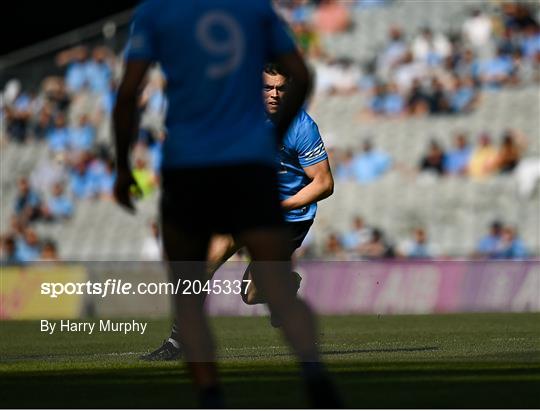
[
  {"left": 0, "top": 345, "right": 440, "bottom": 363},
  {"left": 1, "top": 362, "right": 540, "bottom": 408}
]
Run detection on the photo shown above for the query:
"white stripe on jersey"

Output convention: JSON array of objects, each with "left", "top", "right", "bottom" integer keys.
[{"left": 301, "top": 143, "right": 326, "bottom": 161}]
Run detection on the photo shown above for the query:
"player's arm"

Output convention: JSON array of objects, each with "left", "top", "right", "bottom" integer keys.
[
  {"left": 113, "top": 60, "right": 151, "bottom": 212},
  {"left": 281, "top": 159, "right": 334, "bottom": 211},
  {"left": 273, "top": 51, "right": 312, "bottom": 143}
]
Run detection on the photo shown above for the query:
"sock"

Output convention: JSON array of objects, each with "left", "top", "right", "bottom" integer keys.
[
  {"left": 167, "top": 337, "right": 180, "bottom": 349},
  {"left": 170, "top": 323, "right": 180, "bottom": 342}
]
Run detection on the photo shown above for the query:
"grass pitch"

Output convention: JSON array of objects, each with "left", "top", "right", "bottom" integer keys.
[{"left": 1, "top": 313, "right": 539, "bottom": 408}]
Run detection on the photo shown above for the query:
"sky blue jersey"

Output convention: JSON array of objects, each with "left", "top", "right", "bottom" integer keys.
[
  {"left": 125, "top": 0, "right": 296, "bottom": 168},
  {"left": 276, "top": 110, "right": 328, "bottom": 222}
]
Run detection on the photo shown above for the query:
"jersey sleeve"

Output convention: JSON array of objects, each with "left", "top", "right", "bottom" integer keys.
[
  {"left": 265, "top": 1, "right": 297, "bottom": 58},
  {"left": 125, "top": 1, "right": 157, "bottom": 62},
  {"left": 295, "top": 115, "right": 328, "bottom": 168}
]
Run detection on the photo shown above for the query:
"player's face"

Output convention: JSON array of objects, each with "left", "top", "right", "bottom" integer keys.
[{"left": 263, "top": 73, "right": 288, "bottom": 115}]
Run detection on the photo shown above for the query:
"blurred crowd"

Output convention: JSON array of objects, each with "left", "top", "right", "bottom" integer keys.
[
  {"left": 1, "top": 1, "right": 538, "bottom": 263},
  {"left": 329, "top": 128, "right": 529, "bottom": 184},
  {"left": 315, "top": 216, "right": 529, "bottom": 260},
  {"left": 1, "top": 44, "right": 165, "bottom": 264},
  {"left": 275, "top": 1, "right": 540, "bottom": 118}
]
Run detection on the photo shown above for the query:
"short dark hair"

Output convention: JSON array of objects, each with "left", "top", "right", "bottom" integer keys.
[{"left": 264, "top": 62, "right": 290, "bottom": 80}]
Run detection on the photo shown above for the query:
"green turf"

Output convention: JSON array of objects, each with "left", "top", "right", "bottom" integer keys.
[{"left": 1, "top": 313, "right": 539, "bottom": 408}]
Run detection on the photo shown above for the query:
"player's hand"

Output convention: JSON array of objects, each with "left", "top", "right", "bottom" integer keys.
[{"left": 114, "top": 168, "right": 142, "bottom": 214}]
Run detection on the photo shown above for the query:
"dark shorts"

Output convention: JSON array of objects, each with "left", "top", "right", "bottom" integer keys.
[
  {"left": 284, "top": 219, "right": 313, "bottom": 254},
  {"left": 160, "top": 165, "right": 284, "bottom": 235}
]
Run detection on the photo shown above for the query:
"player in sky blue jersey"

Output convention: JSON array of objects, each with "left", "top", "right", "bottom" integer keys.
[
  {"left": 113, "top": 1, "right": 340, "bottom": 407},
  {"left": 143, "top": 62, "right": 334, "bottom": 356}
]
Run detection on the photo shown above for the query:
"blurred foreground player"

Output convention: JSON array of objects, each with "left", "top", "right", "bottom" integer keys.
[
  {"left": 113, "top": 0, "right": 341, "bottom": 408},
  {"left": 142, "top": 62, "right": 334, "bottom": 360}
]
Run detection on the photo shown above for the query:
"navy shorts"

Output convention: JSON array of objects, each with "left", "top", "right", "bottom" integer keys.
[
  {"left": 284, "top": 219, "right": 313, "bottom": 254},
  {"left": 160, "top": 165, "right": 284, "bottom": 235}
]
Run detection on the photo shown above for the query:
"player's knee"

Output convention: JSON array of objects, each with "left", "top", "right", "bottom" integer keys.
[{"left": 207, "top": 235, "right": 236, "bottom": 266}]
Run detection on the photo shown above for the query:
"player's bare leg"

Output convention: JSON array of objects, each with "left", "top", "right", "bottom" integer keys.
[
  {"left": 207, "top": 234, "right": 240, "bottom": 277},
  {"left": 141, "top": 234, "right": 241, "bottom": 361},
  {"left": 238, "top": 227, "right": 343, "bottom": 407},
  {"left": 160, "top": 222, "right": 222, "bottom": 406},
  {"left": 238, "top": 228, "right": 319, "bottom": 360}
]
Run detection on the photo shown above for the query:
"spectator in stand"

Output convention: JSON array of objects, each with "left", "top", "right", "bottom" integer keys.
[
  {"left": 324, "top": 233, "right": 346, "bottom": 259},
  {"left": 475, "top": 220, "right": 503, "bottom": 258},
  {"left": 31, "top": 104, "right": 54, "bottom": 141},
  {"left": 411, "top": 27, "right": 452, "bottom": 66},
  {"left": 495, "top": 129, "right": 527, "bottom": 173},
  {"left": 455, "top": 48, "right": 481, "bottom": 81},
  {"left": 478, "top": 47, "right": 514, "bottom": 89},
  {"left": 427, "top": 77, "right": 450, "bottom": 114},
  {"left": 98, "top": 158, "right": 116, "bottom": 200},
  {"left": 30, "top": 152, "right": 68, "bottom": 194},
  {"left": 14, "top": 177, "right": 43, "bottom": 223},
  {"left": 468, "top": 133, "right": 498, "bottom": 179},
  {"left": 0, "top": 236, "right": 21, "bottom": 265},
  {"left": 40, "top": 239, "right": 59, "bottom": 261},
  {"left": 313, "top": 0, "right": 351, "bottom": 34},
  {"left": 132, "top": 156, "right": 158, "bottom": 198},
  {"left": 41, "top": 76, "right": 71, "bottom": 114},
  {"left": 358, "top": 228, "right": 393, "bottom": 259},
  {"left": 75, "top": 150, "right": 113, "bottom": 199},
  {"left": 397, "top": 227, "right": 437, "bottom": 259},
  {"left": 69, "top": 114, "right": 95, "bottom": 152},
  {"left": 351, "top": 139, "right": 392, "bottom": 183},
  {"left": 5, "top": 84, "right": 34, "bottom": 142},
  {"left": 43, "top": 182, "right": 74, "bottom": 221},
  {"left": 419, "top": 140, "right": 446, "bottom": 176},
  {"left": 366, "top": 83, "right": 386, "bottom": 115},
  {"left": 406, "top": 79, "right": 430, "bottom": 116},
  {"left": 15, "top": 228, "right": 41, "bottom": 262},
  {"left": 501, "top": 3, "right": 539, "bottom": 35},
  {"left": 462, "top": 9, "right": 493, "bottom": 50},
  {"left": 366, "top": 82, "right": 404, "bottom": 117},
  {"left": 449, "top": 75, "right": 478, "bottom": 113},
  {"left": 521, "top": 23, "right": 540, "bottom": 61},
  {"left": 383, "top": 82, "right": 405, "bottom": 116},
  {"left": 85, "top": 46, "right": 112, "bottom": 96},
  {"left": 393, "top": 50, "right": 428, "bottom": 94},
  {"left": 496, "top": 27, "right": 516, "bottom": 57},
  {"left": 332, "top": 58, "right": 362, "bottom": 95},
  {"left": 97, "top": 79, "right": 117, "bottom": 119},
  {"left": 56, "top": 46, "right": 90, "bottom": 94},
  {"left": 334, "top": 149, "right": 355, "bottom": 181},
  {"left": 69, "top": 158, "right": 96, "bottom": 199},
  {"left": 47, "top": 113, "right": 70, "bottom": 153},
  {"left": 444, "top": 133, "right": 472, "bottom": 175},
  {"left": 493, "top": 226, "right": 527, "bottom": 259},
  {"left": 292, "top": 21, "right": 323, "bottom": 58},
  {"left": 341, "top": 216, "right": 371, "bottom": 252},
  {"left": 377, "top": 26, "right": 408, "bottom": 79}
]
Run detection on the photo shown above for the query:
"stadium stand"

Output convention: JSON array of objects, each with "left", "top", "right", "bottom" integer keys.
[{"left": 1, "top": 0, "right": 539, "bottom": 261}]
